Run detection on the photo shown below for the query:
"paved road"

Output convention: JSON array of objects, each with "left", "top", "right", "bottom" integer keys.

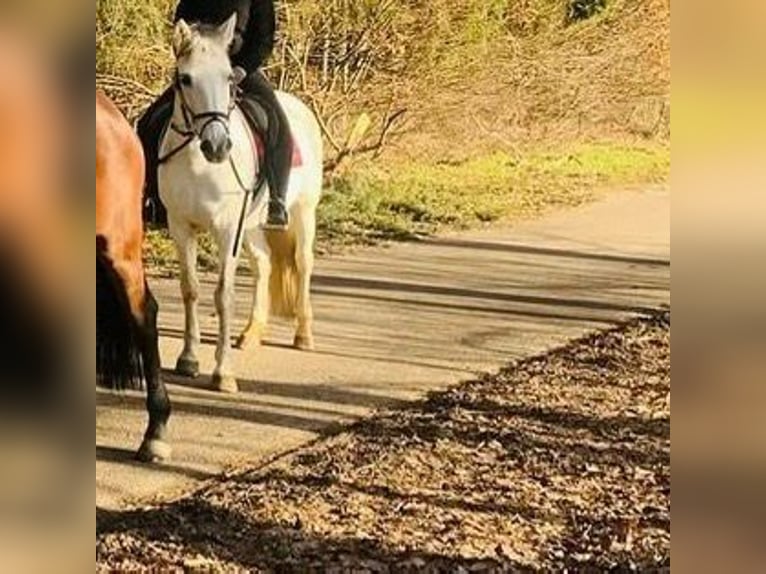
[{"left": 96, "top": 185, "right": 670, "bottom": 509}]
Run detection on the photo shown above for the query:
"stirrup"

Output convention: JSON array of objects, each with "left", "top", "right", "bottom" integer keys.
[
  {"left": 263, "top": 209, "right": 289, "bottom": 230},
  {"left": 264, "top": 200, "right": 289, "bottom": 231}
]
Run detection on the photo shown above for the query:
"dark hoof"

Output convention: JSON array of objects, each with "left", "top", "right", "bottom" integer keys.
[
  {"left": 211, "top": 374, "right": 239, "bottom": 394},
  {"left": 136, "top": 439, "right": 172, "bottom": 463},
  {"left": 175, "top": 357, "right": 199, "bottom": 378}
]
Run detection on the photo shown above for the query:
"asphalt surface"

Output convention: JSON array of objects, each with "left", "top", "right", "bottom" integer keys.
[{"left": 96, "top": 185, "right": 670, "bottom": 509}]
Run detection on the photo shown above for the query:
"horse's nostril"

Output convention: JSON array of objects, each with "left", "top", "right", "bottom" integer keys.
[
  {"left": 224, "top": 139, "right": 232, "bottom": 152},
  {"left": 201, "top": 140, "right": 214, "bottom": 156}
]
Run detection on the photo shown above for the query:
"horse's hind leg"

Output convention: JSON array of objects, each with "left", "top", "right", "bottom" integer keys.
[
  {"left": 136, "top": 287, "right": 172, "bottom": 462},
  {"left": 235, "top": 228, "right": 271, "bottom": 350},
  {"left": 293, "top": 205, "right": 316, "bottom": 351},
  {"left": 110, "top": 260, "right": 171, "bottom": 462},
  {"left": 169, "top": 218, "right": 201, "bottom": 378}
]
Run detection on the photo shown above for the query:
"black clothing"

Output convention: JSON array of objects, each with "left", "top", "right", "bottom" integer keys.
[
  {"left": 238, "top": 70, "right": 292, "bottom": 228},
  {"left": 175, "top": 0, "right": 276, "bottom": 72},
  {"left": 136, "top": 87, "right": 174, "bottom": 225}
]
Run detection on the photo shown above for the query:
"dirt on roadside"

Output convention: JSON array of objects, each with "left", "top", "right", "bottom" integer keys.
[{"left": 97, "top": 312, "right": 670, "bottom": 572}]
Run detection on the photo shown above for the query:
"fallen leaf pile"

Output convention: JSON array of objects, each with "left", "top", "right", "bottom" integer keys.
[{"left": 97, "top": 312, "right": 670, "bottom": 572}]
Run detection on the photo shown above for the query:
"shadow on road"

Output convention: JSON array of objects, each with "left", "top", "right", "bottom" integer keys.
[
  {"left": 313, "top": 274, "right": 662, "bottom": 315},
  {"left": 96, "top": 445, "right": 214, "bottom": 481},
  {"left": 417, "top": 237, "right": 671, "bottom": 267}
]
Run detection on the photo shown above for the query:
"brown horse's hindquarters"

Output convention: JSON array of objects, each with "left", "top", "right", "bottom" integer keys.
[{"left": 96, "top": 242, "right": 144, "bottom": 392}]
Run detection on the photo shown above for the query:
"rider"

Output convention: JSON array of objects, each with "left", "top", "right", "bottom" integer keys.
[{"left": 137, "top": 0, "right": 292, "bottom": 230}]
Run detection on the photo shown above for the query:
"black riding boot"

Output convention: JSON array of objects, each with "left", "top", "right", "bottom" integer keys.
[
  {"left": 136, "top": 86, "right": 175, "bottom": 227},
  {"left": 239, "top": 71, "right": 293, "bottom": 230}
]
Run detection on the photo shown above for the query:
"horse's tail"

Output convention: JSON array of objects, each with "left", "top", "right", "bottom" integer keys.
[
  {"left": 266, "top": 228, "right": 300, "bottom": 319},
  {"left": 96, "top": 252, "right": 144, "bottom": 391}
]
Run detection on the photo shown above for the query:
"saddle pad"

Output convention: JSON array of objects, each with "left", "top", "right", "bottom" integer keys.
[{"left": 248, "top": 130, "right": 303, "bottom": 169}]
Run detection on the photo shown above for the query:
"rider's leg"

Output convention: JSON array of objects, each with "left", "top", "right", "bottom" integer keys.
[
  {"left": 239, "top": 71, "right": 293, "bottom": 230},
  {"left": 136, "top": 86, "right": 174, "bottom": 227}
]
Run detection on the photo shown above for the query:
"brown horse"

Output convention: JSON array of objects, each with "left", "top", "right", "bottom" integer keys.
[{"left": 97, "top": 90, "right": 171, "bottom": 462}]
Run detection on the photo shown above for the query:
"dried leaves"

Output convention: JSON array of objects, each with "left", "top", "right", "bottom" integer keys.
[{"left": 97, "top": 312, "right": 670, "bottom": 572}]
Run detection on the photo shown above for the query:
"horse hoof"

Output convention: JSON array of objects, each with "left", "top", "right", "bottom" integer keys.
[
  {"left": 136, "top": 439, "right": 172, "bottom": 463},
  {"left": 211, "top": 374, "right": 239, "bottom": 394},
  {"left": 236, "top": 323, "right": 266, "bottom": 350},
  {"left": 235, "top": 332, "right": 261, "bottom": 350},
  {"left": 293, "top": 334, "right": 315, "bottom": 351},
  {"left": 175, "top": 357, "right": 200, "bottom": 378}
]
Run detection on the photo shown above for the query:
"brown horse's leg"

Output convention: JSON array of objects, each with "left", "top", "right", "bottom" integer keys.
[
  {"left": 136, "top": 286, "right": 172, "bottom": 462},
  {"left": 112, "top": 260, "right": 171, "bottom": 462}
]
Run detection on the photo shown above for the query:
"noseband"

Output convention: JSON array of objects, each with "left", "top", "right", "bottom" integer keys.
[{"left": 158, "top": 70, "right": 239, "bottom": 165}]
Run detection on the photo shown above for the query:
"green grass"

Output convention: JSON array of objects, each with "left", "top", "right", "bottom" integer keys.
[
  {"left": 144, "top": 228, "right": 218, "bottom": 275},
  {"left": 144, "top": 142, "right": 669, "bottom": 272},
  {"left": 316, "top": 142, "right": 669, "bottom": 248}
]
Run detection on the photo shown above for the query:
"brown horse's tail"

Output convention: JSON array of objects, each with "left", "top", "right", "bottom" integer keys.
[{"left": 96, "top": 249, "right": 144, "bottom": 391}]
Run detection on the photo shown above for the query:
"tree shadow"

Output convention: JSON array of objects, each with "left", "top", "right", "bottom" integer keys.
[
  {"left": 429, "top": 398, "right": 670, "bottom": 442},
  {"left": 97, "top": 387, "right": 334, "bottom": 434},
  {"left": 312, "top": 286, "right": 624, "bottom": 325},
  {"left": 416, "top": 237, "right": 671, "bottom": 267},
  {"left": 312, "top": 274, "right": 663, "bottom": 315},
  {"left": 97, "top": 498, "right": 525, "bottom": 572},
  {"left": 97, "top": 488, "right": 664, "bottom": 572},
  {"left": 355, "top": 407, "right": 669, "bottom": 472},
  {"left": 96, "top": 445, "right": 215, "bottom": 481},
  {"left": 234, "top": 379, "right": 410, "bottom": 411}
]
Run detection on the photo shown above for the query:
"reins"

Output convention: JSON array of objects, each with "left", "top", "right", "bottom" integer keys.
[
  {"left": 159, "top": 69, "right": 268, "bottom": 258},
  {"left": 158, "top": 71, "right": 235, "bottom": 165},
  {"left": 230, "top": 153, "right": 267, "bottom": 258}
]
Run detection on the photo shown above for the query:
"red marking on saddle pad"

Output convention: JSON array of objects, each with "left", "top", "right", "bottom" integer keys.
[
  {"left": 249, "top": 132, "right": 303, "bottom": 168},
  {"left": 291, "top": 139, "right": 303, "bottom": 167}
]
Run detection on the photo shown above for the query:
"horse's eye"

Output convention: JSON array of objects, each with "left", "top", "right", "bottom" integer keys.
[{"left": 179, "top": 74, "right": 192, "bottom": 87}]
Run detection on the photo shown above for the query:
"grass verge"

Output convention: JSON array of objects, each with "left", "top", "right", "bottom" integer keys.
[{"left": 144, "top": 141, "right": 669, "bottom": 272}]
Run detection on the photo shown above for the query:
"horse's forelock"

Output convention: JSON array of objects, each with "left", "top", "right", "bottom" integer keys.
[
  {"left": 193, "top": 23, "right": 221, "bottom": 39},
  {"left": 178, "top": 26, "right": 229, "bottom": 62}
]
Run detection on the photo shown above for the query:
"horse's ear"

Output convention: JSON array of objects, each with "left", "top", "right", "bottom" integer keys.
[
  {"left": 216, "top": 12, "right": 238, "bottom": 49},
  {"left": 173, "top": 19, "right": 194, "bottom": 58}
]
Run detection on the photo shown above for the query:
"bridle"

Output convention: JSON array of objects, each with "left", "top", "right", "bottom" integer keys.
[
  {"left": 158, "top": 69, "right": 239, "bottom": 165},
  {"left": 158, "top": 66, "right": 267, "bottom": 258}
]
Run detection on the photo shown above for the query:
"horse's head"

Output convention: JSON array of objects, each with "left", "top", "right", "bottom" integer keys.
[{"left": 171, "top": 14, "right": 246, "bottom": 164}]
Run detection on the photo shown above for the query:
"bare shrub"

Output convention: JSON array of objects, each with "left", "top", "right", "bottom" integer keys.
[{"left": 96, "top": 0, "right": 669, "bottom": 167}]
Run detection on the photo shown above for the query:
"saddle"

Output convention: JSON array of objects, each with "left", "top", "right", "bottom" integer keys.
[
  {"left": 141, "top": 90, "right": 300, "bottom": 226},
  {"left": 236, "top": 94, "right": 302, "bottom": 169}
]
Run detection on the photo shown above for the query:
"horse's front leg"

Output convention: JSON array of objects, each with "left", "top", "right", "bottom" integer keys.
[
  {"left": 211, "top": 231, "right": 239, "bottom": 394},
  {"left": 169, "top": 218, "right": 201, "bottom": 378},
  {"left": 111, "top": 259, "right": 172, "bottom": 462}
]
